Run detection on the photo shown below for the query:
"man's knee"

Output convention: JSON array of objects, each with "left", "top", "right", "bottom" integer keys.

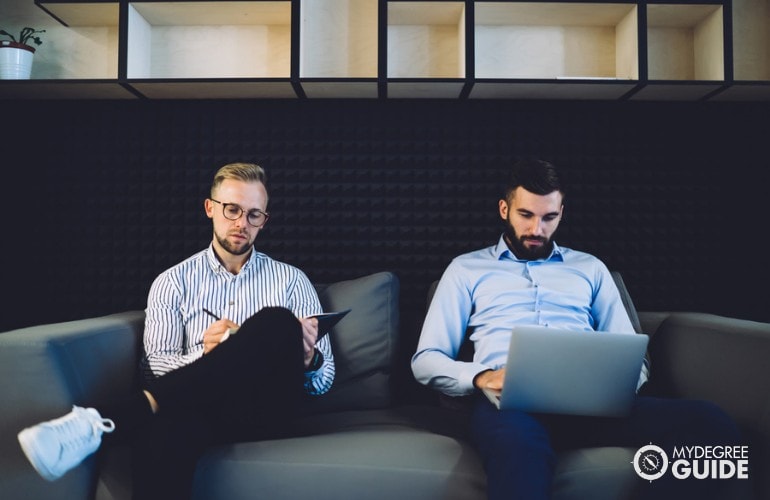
[
  {"left": 472, "top": 406, "right": 554, "bottom": 461},
  {"left": 687, "top": 400, "right": 742, "bottom": 443},
  {"left": 234, "top": 307, "right": 304, "bottom": 370},
  {"left": 651, "top": 398, "right": 743, "bottom": 447},
  {"left": 240, "top": 307, "right": 302, "bottom": 342},
  {"left": 251, "top": 306, "right": 299, "bottom": 327}
]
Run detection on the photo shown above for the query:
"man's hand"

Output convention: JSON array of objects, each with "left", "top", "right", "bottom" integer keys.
[
  {"left": 474, "top": 368, "right": 506, "bottom": 391},
  {"left": 299, "top": 316, "right": 319, "bottom": 368},
  {"left": 202, "top": 318, "right": 239, "bottom": 355}
]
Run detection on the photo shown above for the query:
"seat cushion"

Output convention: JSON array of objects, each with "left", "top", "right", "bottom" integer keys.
[
  {"left": 192, "top": 405, "right": 638, "bottom": 500},
  {"left": 192, "top": 427, "right": 487, "bottom": 500},
  {"left": 553, "top": 447, "right": 637, "bottom": 500}
]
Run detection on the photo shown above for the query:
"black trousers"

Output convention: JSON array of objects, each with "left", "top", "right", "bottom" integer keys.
[{"left": 107, "top": 307, "right": 306, "bottom": 500}]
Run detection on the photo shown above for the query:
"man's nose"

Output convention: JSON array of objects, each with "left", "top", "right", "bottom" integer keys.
[
  {"left": 233, "top": 212, "right": 249, "bottom": 227},
  {"left": 529, "top": 218, "right": 546, "bottom": 235}
]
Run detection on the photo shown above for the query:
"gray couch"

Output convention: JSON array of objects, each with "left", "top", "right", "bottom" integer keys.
[{"left": 0, "top": 271, "right": 767, "bottom": 500}]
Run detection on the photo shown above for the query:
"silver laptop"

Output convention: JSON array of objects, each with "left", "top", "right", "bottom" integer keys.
[{"left": 483, "top": 325, "right": 648, "bottom": 417}]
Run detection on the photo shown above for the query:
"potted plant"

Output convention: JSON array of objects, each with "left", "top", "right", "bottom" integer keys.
[{"left": 0, "top": 27, "right": 45, "bottom": 79}]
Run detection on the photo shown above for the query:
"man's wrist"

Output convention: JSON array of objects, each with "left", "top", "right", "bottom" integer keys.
[
  {"left": 473, "top": 369, "right": 492, "bottom": 389},
  {"left": 306, "top": 348, "right": 324, "bottom": 372}
]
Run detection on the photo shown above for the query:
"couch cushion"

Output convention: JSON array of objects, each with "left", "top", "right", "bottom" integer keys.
[
  {"left": 304, "top": 271, "right": 400, "bottom": 413},
  {"left": 553, "top": 447, "right": 637, "bottom": 500},
  {"left": 192, "top": 407, "right": 638, "bottom": 500},
  {"left": 192, "top": 427, "right": 487, "bottom": 500}
]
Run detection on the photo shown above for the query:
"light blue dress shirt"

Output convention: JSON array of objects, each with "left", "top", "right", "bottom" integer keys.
[{"left": 411, "top": 235, "right": 647, "bottom": 397}]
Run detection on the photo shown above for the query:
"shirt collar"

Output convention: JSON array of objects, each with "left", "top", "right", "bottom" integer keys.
[
  {"left": 494, "top": 234, "right": 564, "bottom": 263},
  {"left": 205, "top": 243, "right": 257, "bottom": 274}
]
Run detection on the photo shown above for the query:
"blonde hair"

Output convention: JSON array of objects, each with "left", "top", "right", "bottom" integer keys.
[{"left": 210, "top": 163, "right": 267, "bottom": 198}]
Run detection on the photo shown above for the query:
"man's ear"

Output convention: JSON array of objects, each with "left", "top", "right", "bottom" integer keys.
[
  {"left": 204, "top": 199, "right": 214, "bottom": 219},
  {"left": 498, "top": 199, "right": 509, "bottom": 220}
]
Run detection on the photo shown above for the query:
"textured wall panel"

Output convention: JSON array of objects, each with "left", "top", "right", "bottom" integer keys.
[{"left": 2, "top": 100, "right": 766, "bottom": 370}]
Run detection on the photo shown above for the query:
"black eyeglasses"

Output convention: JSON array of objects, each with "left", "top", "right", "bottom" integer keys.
[{"left": 210, "top": 199, "right": 270, "bottom": 227}]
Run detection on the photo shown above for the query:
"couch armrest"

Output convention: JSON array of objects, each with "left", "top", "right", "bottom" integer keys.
[
  {"left": 642, "top": 312, "right": 770, "bottom": 420},
  {"left": 641, "top": 311, "right": 770, "bottom": 499},
  {"left": 0, "top": 311, "right": 145, "bottom": 500}
]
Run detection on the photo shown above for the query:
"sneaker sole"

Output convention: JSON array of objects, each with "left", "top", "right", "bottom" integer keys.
[{"left": 18, "top": 427, "right": 59, "bottom": 481}]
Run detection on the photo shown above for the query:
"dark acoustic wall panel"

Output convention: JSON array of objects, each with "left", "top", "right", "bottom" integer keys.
[{"left": 2, "top": 99, "right": 766, "bottom": 383}]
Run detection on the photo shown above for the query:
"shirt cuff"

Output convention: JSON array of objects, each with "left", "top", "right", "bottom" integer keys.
[
  {"left": 460, "top": 362, "right": 492, "bottom": 394},
  {"left": 304, "top": 348, "right": 323, "bottom": 373}
]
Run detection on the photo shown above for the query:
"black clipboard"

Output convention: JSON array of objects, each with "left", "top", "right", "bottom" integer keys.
[{"left": 311, "top": 309, "right": 352, "bottom": 340}]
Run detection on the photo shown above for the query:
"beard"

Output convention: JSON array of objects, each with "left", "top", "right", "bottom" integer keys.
[
  {"left": 216, "top": 231, "right": 254, "bottom": 256},
  {"left": 503, "top": 223, "right": 554, "bottom": 261}
]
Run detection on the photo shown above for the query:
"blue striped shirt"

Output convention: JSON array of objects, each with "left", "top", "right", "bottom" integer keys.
[
  {"left": 412, "top": 235, "right": 648, "bottom": 397},
  {"left": 141, "top": 244, "right": 334, "bottom": 396}
]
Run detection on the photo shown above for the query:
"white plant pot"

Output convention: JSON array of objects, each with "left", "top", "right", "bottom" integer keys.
[{"left": 0, "top": 42, "right": 35, "bottom": 79}]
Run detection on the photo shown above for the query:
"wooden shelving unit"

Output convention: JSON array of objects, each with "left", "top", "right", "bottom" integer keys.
[{"left": 0, "top": 0, "right": 766, "bottom": 100}]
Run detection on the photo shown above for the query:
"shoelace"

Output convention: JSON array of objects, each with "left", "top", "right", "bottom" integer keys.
[{"left": 54, "top": 407, "right": 116, "bottom": 452}]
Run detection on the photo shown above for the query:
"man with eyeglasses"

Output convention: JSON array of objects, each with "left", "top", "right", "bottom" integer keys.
[{"left": 17, "top": 163, "right": 335, "bottom": 499}]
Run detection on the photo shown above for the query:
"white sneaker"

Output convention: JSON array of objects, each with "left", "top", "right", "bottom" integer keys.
[{"left": 17, "top": 405, "right": 116, "bottom": 481}]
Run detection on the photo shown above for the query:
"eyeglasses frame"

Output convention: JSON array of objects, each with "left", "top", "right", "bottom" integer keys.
[{"left": 209, "top": 198, "right": 270, "bottom": 228}]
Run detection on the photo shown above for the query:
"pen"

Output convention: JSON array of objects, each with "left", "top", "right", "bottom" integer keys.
[
  {"left": 202, "top": 308, "right": 236, "bottom": 343},
  {"left": 202, "top": 308, "right": 220, "bottom": 320}
]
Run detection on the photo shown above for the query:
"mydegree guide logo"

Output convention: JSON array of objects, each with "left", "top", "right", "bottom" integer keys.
[{"left": 633, "top": 443, "right": 749, "bottom": 482}]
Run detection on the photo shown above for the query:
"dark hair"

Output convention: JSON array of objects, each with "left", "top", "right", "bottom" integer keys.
[{"left": 502, "top": 159, "right": 564, "bottom": 202}]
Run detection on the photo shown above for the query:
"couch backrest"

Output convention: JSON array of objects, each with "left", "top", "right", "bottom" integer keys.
[
  {"left": 303, "top": 271, "right": 400, "bottom": 414},
  {"left": 611, "top": 272, "right": 642, "bottom": 334}
]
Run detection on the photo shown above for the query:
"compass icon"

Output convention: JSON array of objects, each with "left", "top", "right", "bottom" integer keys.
[{"left": 633, "top": 444, "right": 669, "bottom": 481}]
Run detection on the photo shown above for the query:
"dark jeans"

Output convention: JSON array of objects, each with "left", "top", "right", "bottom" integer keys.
[
  {"left": 470, "top": 395, "right": 744, "bottom": 500},
  {"left": 121, "top": 307, "right": 306, "bottom": 500}
]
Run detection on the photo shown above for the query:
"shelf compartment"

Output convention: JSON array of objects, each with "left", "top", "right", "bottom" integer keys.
[
  {"left": 300, "top": 0, "right": 378, "bottom": 78},
  {"left": 387, "top": 1, "right": 466, "bottom": 79},
  {"left": 474, "top": 2, "right": 638, "bottom": 81},
  {"left": 646, "top": 4, "right": 724, "bottom": 81},
  {"left": 36, "top": 0, "right": 120, "bottom": 27},
  {"left": 126, "top": 1, "right": 291, "bottom": 80},
  {"left": 731, "top": 0, "right": 769, "bottom": 82},
  {"left": 299, "top": 0, "right": 378, "bottom": 97},
  {"left": 34, "top": 1, "right": 120, "bottom": 80}
]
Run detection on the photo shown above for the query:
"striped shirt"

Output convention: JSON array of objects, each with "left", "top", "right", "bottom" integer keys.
[{"left": 141, "top": 244, "right": 334, "bottom": 396}]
